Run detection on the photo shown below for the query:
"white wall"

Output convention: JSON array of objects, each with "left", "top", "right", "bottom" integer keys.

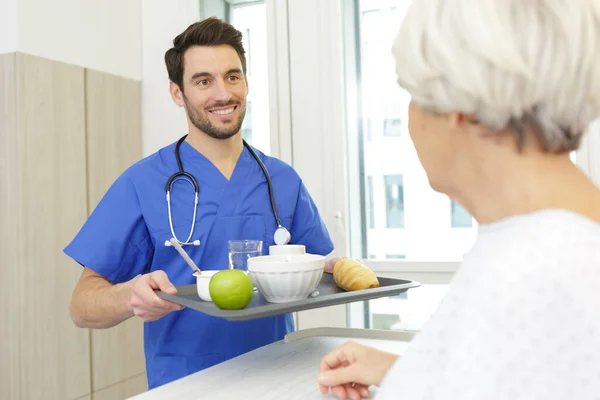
[
  {"left": 287, "top": 0, "right": 348, "bottom": 257},
  {"left": 141, "top": 0, "right": 200, "bottom": 156},
  {"left": 0, "top": 0, "right": 18, "bottom": 54},
  {"left": 17, "top": 0, "right": 142, "bottom": 80}
]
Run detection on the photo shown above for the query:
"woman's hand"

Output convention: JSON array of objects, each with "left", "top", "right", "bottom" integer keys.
[{"left": 318, "top": 341, "right": 399, "bottom": 400}]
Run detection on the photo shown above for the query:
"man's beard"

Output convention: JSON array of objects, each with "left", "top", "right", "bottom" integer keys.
[{"left": 183, "top": 94, "right": 246, "bottom": 140}]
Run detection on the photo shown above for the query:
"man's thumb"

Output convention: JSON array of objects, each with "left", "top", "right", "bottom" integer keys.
[{"left": 149, "top": 271, "right": 177, "bottom": 294}]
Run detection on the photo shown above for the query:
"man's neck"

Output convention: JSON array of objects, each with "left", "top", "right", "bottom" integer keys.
[{"left": 184, "top": 130, "right": 244, "bottom": 180}]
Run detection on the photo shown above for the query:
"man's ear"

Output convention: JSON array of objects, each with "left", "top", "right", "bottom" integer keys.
[{"left": 169, "top": 81, "right": 185, "bottom": 107}]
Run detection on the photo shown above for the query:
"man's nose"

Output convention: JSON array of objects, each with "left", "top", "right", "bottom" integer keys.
[{"left": 211, "top": 78, "right": 232, "bottom": 104}]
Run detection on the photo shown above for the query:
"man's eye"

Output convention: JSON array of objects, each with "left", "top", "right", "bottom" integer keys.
[{"left": 198, "top": 79, "right": 209, "bottom": 86}]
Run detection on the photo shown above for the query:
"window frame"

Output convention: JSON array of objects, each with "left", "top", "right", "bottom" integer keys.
[{"left": 265, "top": 0, "right": 600, "bottom": 330}]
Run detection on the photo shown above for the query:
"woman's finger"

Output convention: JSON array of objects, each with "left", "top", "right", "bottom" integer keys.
[
  {"left": 332, "top": 384, "right": 348, "bottom": 399},
  {"left": 319, "top": 347, "right": 347, "bottom": 372},
  {"left": 318, "top": 363, "right": 363, "bottom": 388},
  {"left": 357, "top": 384, "right": 370, "bottom": 398},
  {"left": 343, "top": 383, "right": 361, "bottom": 400}
]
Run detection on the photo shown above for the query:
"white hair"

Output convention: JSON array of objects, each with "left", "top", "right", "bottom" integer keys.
[{"left": 392, "top": 0, "right": 600, "bottom": 152}]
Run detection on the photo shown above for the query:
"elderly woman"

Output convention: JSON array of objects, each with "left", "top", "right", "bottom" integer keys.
[{"left": 318, "top": 0, "right": 600, "bottom": 399}]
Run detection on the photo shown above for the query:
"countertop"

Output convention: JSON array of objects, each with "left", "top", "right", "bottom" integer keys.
[{"left": 127, "top": 328, "right": 414, "bottom": 400}]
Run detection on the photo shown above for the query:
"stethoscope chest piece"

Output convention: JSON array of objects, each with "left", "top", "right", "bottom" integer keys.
[{"left": 274, "top": 225, "right": 291, "bottom": 246}]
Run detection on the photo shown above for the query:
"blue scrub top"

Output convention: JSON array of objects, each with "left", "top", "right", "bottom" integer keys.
[{"left": 64, "top": 141, "right": 334, "bottom": 389}]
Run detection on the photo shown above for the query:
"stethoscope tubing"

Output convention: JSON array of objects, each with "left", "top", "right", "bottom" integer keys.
[{"left": 165, "top": 134, "right": 288, "bottom": 247}]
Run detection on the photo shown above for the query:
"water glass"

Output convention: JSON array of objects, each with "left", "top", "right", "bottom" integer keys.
[{"left": 228, "top": 240, "right": 263, "bottom": 272}]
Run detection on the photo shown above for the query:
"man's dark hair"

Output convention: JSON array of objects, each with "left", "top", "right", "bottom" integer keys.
[{"left": 165, "top": 17, "right": 247, "bottom": 91}]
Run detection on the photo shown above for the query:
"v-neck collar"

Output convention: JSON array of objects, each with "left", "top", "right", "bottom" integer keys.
[{"left": 177, "top": 141, "right": 252, "bottom": 189}]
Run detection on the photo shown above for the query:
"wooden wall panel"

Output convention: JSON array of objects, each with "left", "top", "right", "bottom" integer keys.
[
  {"left": 84, "top": 68, "right": 146, "bottom": 392},
  {"left": 0, "top": 53, "right": 91, "bottom": 400},
  {"left": 93, "top": 373, "right": 148, "bottom": 400},
  {"left": 0, "top": 52, "right": 19, "bottom": 400}
]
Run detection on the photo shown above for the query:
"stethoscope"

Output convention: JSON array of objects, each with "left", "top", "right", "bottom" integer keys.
[{"left": 163, "top": 135, "right": 291, "bottom": 247}]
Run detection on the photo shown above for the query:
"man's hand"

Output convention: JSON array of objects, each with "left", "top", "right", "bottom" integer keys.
[
  {"left": 129, "top": 270, "right": 183, "bottom": 322},
  {"left": 324, "top": 257, "right": 342, "bottom": 274}
]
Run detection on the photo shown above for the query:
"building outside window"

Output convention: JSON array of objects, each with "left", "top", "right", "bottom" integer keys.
[
  {"left": 367, "top": 176, "right": 375, "bottom": 229},
  {"left": 451, "top": 199, "right": 472, "bottom": 228},
  {"left": 383, "top": 118, "right": 402, "bottom": 137},
  {"left": 344, "top": 0, "right": 477, "bottom": 331},
  {"left": 385, "top": 175, "right": 405, "bottom": 228}
]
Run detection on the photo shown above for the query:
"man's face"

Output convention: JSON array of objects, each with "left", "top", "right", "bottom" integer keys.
[{"left": 171, "top": 44, "right": 248, "bottom": 140}]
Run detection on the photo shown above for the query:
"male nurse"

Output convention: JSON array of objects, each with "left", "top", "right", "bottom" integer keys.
[{"left": 65, "top": 17, "right": 334, "bottom": 389}]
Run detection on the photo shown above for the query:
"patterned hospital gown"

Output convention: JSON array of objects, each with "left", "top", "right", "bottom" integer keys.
[{"left": 376, "top": 209, "right": 600, "bottom": 400}]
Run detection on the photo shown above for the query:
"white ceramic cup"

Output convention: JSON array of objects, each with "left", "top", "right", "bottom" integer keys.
[
  {"left": 268, "top": 244, "right": 306, "bottom": 256},
  {"left": 194, "top": 270, "right": 219, "bottom": 302}
]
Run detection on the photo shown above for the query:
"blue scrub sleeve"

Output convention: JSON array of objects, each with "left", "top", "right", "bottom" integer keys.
[
  {"left": 291, "top": 180, "right": 335, "bottom": 256},
  {"left": 63, "top": 172, "right": 153, "bottom": 284}
]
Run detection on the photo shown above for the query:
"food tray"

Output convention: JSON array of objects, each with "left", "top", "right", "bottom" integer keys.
[{"left": 155, "top": 273, "right": 420, "bottom": 321}]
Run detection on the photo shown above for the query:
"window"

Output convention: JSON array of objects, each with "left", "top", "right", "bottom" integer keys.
[
  {"left": 451, "top": 199, "right": 472, "bottom": 228},
  {"left": 385, "top": 254, "right": 406, "bottom": 259},
  {"left": 345, "top": 0, "right": 477, "bottom": 264},
  {"left": 368, "top": 284, "right": 449, "bottom": 331},
  {"left": 241, "top": 100, "right": 253, "bottom": 143},
  {"left": 383, "top": 118, "right": 402, "bottom": 137},
  {"left": 365, "top": 118, "right": 374, "bottom": 142},
  {"left": 226, "top": 1, "right": 271, "bottom": 154},
  {"left": 367, "top": 176, "right": 375, "bottom": 229},
  {"left": 265, "top": 0, "right": 597, "bottom": 332},
  {"left": 241, "top": 27, "right": 251, "bottom": 74},
  {"left": 343, "top": 0, "right": 477, "bottom": 331},
  {"left": 385, "top": 175, "right": 405, "bottom": 228}
]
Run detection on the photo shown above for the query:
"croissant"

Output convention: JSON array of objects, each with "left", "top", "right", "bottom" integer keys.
[{"left": 333, "top": 258, "right": 380, "bottom": 291}]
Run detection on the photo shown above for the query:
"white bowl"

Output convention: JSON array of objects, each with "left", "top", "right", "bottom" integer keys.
[
  {"left": 247, "top": 254, "right": 325, "bottom": 303},
  {"left": 269, "top": 244, "right": 306, "bottom": 255},
  {"left": 194, "top": 270, "right": 220, "bottom": 302}
]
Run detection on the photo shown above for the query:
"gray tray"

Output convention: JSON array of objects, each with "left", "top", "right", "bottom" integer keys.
[{"left": 155, "top": 273, "right": 420, "bottom": 321}]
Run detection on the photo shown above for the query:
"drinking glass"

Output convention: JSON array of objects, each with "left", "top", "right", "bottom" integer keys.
[{"left": 228, "top": 240, "right": 263, "bottom": 272}]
